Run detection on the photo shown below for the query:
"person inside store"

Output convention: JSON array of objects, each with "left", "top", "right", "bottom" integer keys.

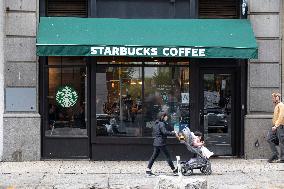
[
  {"left": 146, "top": 112, "right": 179, "bottom": 175},
  {"left": 130, "top": 102, "right": 140, "bottom": 122},
  {"left": 124, "top": 94, "right": 133, "bottom": 121},
  {"left": 74, "top": 103, "right": 86, "bottom": 129},
  {"left": 267, "top": 92, "right": 284, "bottom": 163},
  {"left": 48, "top": 104, "right": 57, "bottom": 129}
]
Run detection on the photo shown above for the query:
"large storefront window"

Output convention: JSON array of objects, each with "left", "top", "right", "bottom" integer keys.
[
  {"left": 96, "top": 62, "right": 190, "bottom": 137},
  {"left": 45, "top": 57, "right": 87, "bottom": 137},
  {"left": 144, "top": 66, "right": 190, "bottom": 136},
  {"left": 96, "top": 66, "right": 143, "bottom": 136}
]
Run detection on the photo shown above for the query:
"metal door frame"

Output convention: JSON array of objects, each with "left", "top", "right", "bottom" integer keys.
[{"left": 198, "top": 68, "right": 239, "bottom": 156}]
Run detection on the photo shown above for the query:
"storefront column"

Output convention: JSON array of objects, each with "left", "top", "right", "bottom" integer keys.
[
  {"left": 0, "top": 0, "right": 5, "bottom": 161},
  {"left": 2, "top": 0, "right": 40, "bottom": 161},
  {"left": 245, "top": 0, "right": 281, "bottom": 159}
]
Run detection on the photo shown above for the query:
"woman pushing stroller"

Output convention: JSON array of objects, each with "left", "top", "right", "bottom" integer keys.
[
  {"left": 146, "top": 112, "right": 213, "bottom": 176},
  {"left": 146, "top": 112, "right": 179, "bottom": 176}
]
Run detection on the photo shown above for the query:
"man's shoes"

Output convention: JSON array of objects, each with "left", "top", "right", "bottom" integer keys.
[
  {"left": 277, "top": 159, "right": 284, "bottom": 163},
  {"left": 146, "top": 170, "right": 155, "bottom": 176},
  {"left": 268, "top": 155, "right": 278, "bottom": 163}
]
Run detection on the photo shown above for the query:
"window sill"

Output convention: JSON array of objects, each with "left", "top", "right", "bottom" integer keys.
[{"left": 92, "top": 136, "right": 179, "bottom": 145}]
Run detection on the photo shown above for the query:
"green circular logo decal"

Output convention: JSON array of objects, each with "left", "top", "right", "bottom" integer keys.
[{"left": 56, "top": 85, "right": 78, "bottom": 108}]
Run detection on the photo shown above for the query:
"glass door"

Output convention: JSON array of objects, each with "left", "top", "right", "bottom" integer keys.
[{"left": 200, "top": 71, "right": 234, "bottom": 156}]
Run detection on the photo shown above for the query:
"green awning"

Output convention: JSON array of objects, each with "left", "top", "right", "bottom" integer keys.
[{"left": 36, "top": 17, "right": 258, "bottom": 59}]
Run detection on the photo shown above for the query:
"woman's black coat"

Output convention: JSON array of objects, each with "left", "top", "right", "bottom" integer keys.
[{"left": 153, "top": 120, "right": 175, "bottom": 146}]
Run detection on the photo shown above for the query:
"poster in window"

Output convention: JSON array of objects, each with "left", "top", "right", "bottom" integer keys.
[{"left": 181, "top": 93, "right": 189, "bottom": 104}]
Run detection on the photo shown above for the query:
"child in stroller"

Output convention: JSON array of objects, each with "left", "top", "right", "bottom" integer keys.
[
  {"left": 192, "top": 131, "right": 214, "bottom": 159},
  {"left": 178, "top": 127, "right": 213, "bottom": 176}
]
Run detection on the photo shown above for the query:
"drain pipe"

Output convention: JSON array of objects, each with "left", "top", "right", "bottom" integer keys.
[
  {"left": 0, "top": 0, "right": 4, "bottom": 161},
  {"left": 281, "top": 0, "right": 283, "bottom": 96}
]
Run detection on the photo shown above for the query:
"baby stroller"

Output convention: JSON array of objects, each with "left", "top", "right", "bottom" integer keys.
[{"left": 178, "top": 127, "right": 212, "bottom": 176}]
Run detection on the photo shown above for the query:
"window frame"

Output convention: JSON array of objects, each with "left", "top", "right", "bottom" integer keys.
[
  {"left": 93, "top": 61, "right": 190, "bottom": 141},
  {"left": 43, "top": 57, "right": 89, "bottom": 139}
]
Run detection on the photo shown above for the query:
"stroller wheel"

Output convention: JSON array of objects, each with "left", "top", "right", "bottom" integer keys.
[
  {"left": 181, "top": 166, "right": 187, "bottom": 175},
  {"left": 187, "top": 168, "right": 193, "bottom": 176},
  {"left": 200, "top": 163, "right": 212, "bottom": 175},
  {"left": 181, "top": 166, "right": 193, "bottom": 176}
]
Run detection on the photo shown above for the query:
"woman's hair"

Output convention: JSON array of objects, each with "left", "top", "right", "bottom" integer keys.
[
  {"left": 194, "top": 131, "right": 203, "bottom": 137},
  {"left": 157, "top": 112, "right": 168, "bottom": 121}
]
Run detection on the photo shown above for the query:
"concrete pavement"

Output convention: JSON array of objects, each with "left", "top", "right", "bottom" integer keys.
[{"left": 0, "top": 158, "right": 284, "bottom": 189}]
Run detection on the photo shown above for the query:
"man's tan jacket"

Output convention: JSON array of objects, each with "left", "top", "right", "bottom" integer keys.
[{"left": 272, "top": 102, "right": 284, "bottom": 127}]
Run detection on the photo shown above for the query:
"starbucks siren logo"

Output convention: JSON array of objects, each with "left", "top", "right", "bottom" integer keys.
[{"left": 56, "top": 85, "right": 78, "bottom": 107}]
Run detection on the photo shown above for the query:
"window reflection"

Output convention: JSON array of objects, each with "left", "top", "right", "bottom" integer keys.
[
  {"left": 96, "top": 64, "right": 190, "bottom": 137},
  {"left": 203, "top": 74, "right": 231, "bottom": 134},
  {"left": 203, "top": 73, "right": 232, "bottom": 155},
  {"left": 96, "top": 67, "right": 143, "bottom": 136},
  {"left": 144, "top": 67, "right": 190, "bottom": 136}
]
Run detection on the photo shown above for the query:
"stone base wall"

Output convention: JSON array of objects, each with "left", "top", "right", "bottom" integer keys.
[
  {"left": 244, "top": 115, "right": 273, "bottom": 159},
  {"left": 2, "top": 114, "right": 40, "bottom": 161}
]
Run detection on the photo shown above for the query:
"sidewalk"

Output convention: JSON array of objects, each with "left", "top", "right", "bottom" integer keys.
[{"left": 0, "top": 159, "right": 283, "bottom": 189}]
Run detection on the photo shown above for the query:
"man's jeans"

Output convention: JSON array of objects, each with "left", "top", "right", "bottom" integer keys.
[{"left": 267, "top": 125, "right": 284, "bottom": 160}]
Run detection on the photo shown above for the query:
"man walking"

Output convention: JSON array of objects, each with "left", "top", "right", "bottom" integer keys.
[{"left": 267, "top": 93, "right": 284, "bottom": 163}]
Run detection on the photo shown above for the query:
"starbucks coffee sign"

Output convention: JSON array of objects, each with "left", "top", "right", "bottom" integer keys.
[{"left": 90, "top": 46, "right": 206, "bottom": 57}]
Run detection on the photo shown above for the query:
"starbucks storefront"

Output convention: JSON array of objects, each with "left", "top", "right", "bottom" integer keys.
[{"left": 37, "top": 17, "right": 257, "bottom": 160}]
